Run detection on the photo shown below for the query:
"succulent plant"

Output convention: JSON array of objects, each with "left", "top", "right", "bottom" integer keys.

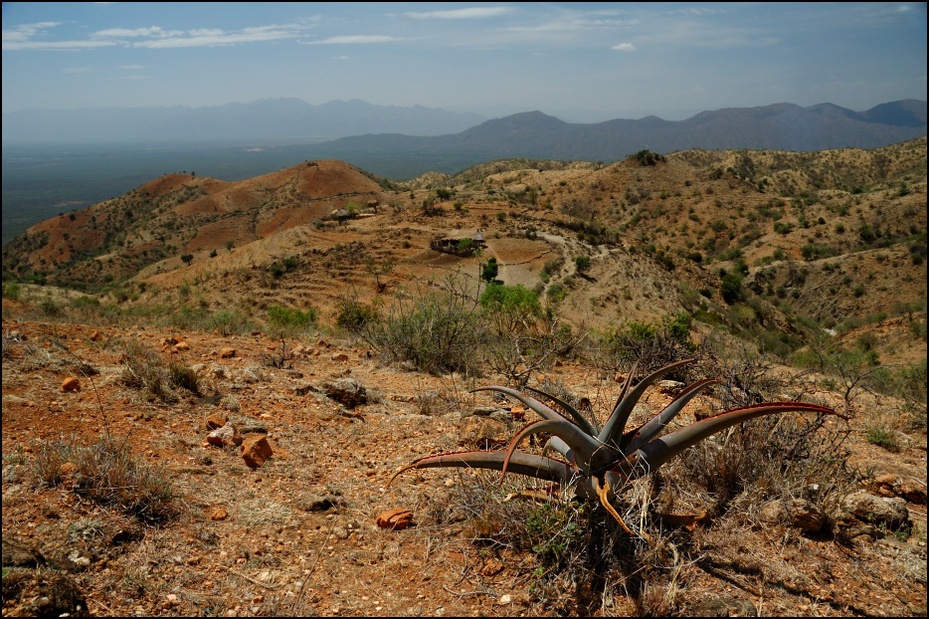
[{"left": 389, "top": 358, "right": 834, "bottom": 535}]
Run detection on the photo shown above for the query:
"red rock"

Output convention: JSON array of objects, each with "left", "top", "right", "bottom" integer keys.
[
  {"left": 206, "top": 414, "right": 228, "bottom": 430},
  {"left": 60, "top": 377, "right": 81, "bottom": 392},
  {"left": 241, "top": 436, "right": 273, "bottom": 469},
  {"left": 376, "top": 508, "right": 414, "bottom": 530}
]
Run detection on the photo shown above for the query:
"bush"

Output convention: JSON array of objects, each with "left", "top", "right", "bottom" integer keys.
[
  {"left": 266, "top": 305, "right": 317, "bottom": 337},
  {"left": 363, "top": 278, "right": 486, "bottom": 376},
  {"left": 335, "top": 295, "right": 379, "bottom": 333},
  {"left": 596, "top": 313, "right": 696, "bottom": 376},
  {"left": 31, "top": 436, "right": 177, "bottom": 524}
]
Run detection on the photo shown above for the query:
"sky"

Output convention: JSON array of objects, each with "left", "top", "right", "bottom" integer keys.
[{"left": 2, "top": 2, "right": 926, "bottom": 122}]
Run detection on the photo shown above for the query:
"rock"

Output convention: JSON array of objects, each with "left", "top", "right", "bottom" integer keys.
[
  {"left": 842, "top": 491, "right": 911, "bottom": 531},
  {"left": 759, "top": 498, "right": 827, "bottom": 533},
  {"left": 376, "top": 508, "right": 414, "bottom": 530},
  {"left": 481, "top": 559, "right": 505, "bottom": 577},
  {"left": 2, "top": 535, "right": 46, "bottom": 568},
  {"left": 657, "top": 379, "right": 685, "bottom": 394},
  {"left": 241, "top": 436, "right": 273, "bottom": 469},
  {"left": 873, "top": 474, "right": 927, "bottom": 504},
  {"left": 60, "top": 377, "right": 81, "bottom": 392},
  {"left": 208, "top": 506, "right": 228, "bottom": 521},
  {"left": 206, "top": 414, "right": 228, "bottom": 430},
  {"left": 322, "top": 377, "right": 367, "bottom": 408},
  {"left": 220, "top": 347, "right": 236, "bottom": 359},
  {"left": 459, "top": 415, "right": 509, "bottom": 449},
  {"left": 207, "top": 423, "right": 242, "bottom": 448},
  {"left": 175, "top": 341, "right": 190, "bottom": 352},
  {"left": 1, "top": 568, "right": 88, "bottom": 617}
]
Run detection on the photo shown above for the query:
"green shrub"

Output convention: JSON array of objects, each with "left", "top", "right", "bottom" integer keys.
[
  {"left": 266, "top": 305, "right": 317, "bottom": 336},
  {"left": 2, "top": 281, "right": 21, "bottom": 301},
  {"left": 597, "top": 313, "right": 696, "bottom": 376},
  {"left": 363, "top": 282, "right": 486, "bottom": 376},
  {"left": 336, "top": 296, "right": 379, "bottom": 332},
  {"left": 866, "top": 424, "right": 900, "bottom": 451}
]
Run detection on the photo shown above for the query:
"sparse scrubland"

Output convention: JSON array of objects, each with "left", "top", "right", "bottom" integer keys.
[{"left": 2, "top": 140, "right": 926, "bottom": 616}]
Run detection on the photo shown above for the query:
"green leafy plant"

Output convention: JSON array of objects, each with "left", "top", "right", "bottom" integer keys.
[{"left": 390, "top": 358, "right": 833, "bottom": 537}]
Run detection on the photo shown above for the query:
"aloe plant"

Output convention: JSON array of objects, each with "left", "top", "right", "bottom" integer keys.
[{"left": 389, "top": 358, "right": 834, "bottom": 535}]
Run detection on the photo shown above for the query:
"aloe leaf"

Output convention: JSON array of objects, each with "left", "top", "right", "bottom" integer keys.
[
  {"left": 471, "top": 386, "right": 574, "bottom": 425},
  {"left": 388, "top": 450, "right": 573, "bottom": 486},
  {"left": 598, "top": 358, "right": 696, "bottom": 448},
  {"left": 622, "top": 378, "right": 718, "bottom": 452},
  {"left": 615, "top": 402, "right": 835, "bottom": 477},
  {"left": 522, "top": 385, "right": 598, "bottom": 434},
  {"left": 500, "top": 419, "right": 612, "bottom": 481},
  {"left": 543, "top": 436, "right": 578, "bottom": 469}
]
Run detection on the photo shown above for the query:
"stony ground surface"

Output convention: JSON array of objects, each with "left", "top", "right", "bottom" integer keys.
[{"left": 2, "top": 316, "right": 926, "bottom": 617}]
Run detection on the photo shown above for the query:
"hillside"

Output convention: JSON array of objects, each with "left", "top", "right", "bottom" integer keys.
[
  {"left": 3, "top": 139, "right": 926, "bottom": 364},
  {"left": 1, "top": 139, "right": 926, "bottom": 617}
]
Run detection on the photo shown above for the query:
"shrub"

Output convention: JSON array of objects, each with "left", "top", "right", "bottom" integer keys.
[
  {"left": 574, "top": 255, "right": 591, "bottom": 274},
  {"left": 335, "top": 295, "right": 379, "bottom": 333},
  {"left": 363, "top": 278, "right": 487, "bottom": 376},
  {"left": 266, "top": 305, "right": 316, "bottom": 337},
  {"left": 596, "top": 313, "right": 696, "bottom": 376},
  {"left": 31, "top": 436, "right": 177, "bottom": 524}
]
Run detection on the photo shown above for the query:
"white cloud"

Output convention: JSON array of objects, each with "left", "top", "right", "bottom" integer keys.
[
  {"left": 91, "top": 26, "right": 181, "bottom": 38},
  {"left": 132, "top": 24, "right": 306, "bottom": 48},
  {"left": 612, "top": 42, "right": 637, "bottom": 52},
  {"left": 301, "top": 35, "right": 405, "bottom": 45},
  {"left": 4, "top": 21, "right": 308, "bottom": 51},
  {"left": 403, "top": 7, "right": 512, "bottom": 20}
]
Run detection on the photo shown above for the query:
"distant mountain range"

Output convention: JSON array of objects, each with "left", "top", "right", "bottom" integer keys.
[
  {"left": 0, "top": 98, "right": 488, "bottom": 144},
  {"left": 314, "top": 100, "right": 927, "bottom": 162},
  {"left": 3, "top": 99, "right": 925, "bottom": 158}
]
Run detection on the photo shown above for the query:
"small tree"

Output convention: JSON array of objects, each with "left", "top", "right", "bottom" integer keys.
[
  {"left": 481, "top": 257, "right": 499, "bottom": 283},
  {"left": 575, "top": 255, "right": 591, "bottom": 274},
  {"left": 181, "top": 254, "right": 194, "bottom": 266}
]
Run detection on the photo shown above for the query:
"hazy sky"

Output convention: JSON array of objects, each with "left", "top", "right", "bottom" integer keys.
[{"left": 2, "top": 2, "right": 926, "bottom": 122}]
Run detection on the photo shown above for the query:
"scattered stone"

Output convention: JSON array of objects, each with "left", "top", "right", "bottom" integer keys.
[
  {"left": 759, "top": 498, "right": 827, "bottom": 533},
  {"left": 376, "top": 508, "right": 414, "bottom": 530},
  {"left": 481, "top": 559, "right": 505, "bottom": 577},
  {"left": 206, "top": 414, "right": 228, "bottom": 430},
  {"left": 207, "top": 423, "right": 242, "bottom": 448},
  {"left": 842, "top": 491, "right": 911, "bottom": 531},
  {"left": 322, "top": 377, "right": 367, "bottom": 408},
  {"left": 1, "top": 568, "right": 88, "bottom": 617},
  {"left": 208, "top": 506, "right": 228, "bottom": 521},
  {"left": 330, "top": 352, "right": 349, "bottom": 362},
  {"left": 657, "top": 379, "right": 685, "bottom": 394},
  {"left": 241, "top": 436, "right": 273, "bottom": 469},
  {"left": 220, "top": 347, "right": 236, "bottom": 359},
  {"left": 873, "top": 474, "right": 927, "bottom": 505},
  {"left": 175, "top": 341, "right": 190, "bottom": 352},
  {"left": 60, "top": 377, "right": 81, "bottom": 392},
  {"left": 459, "top": 415, "right": 509, "bottom": 449},
  {"left": 2, "top": 535, "right": 46, "bottom": 568}
]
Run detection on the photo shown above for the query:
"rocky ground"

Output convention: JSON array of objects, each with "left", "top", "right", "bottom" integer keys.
[{"left": 1, "top": 312, "right": 926, "bottom": 617}]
